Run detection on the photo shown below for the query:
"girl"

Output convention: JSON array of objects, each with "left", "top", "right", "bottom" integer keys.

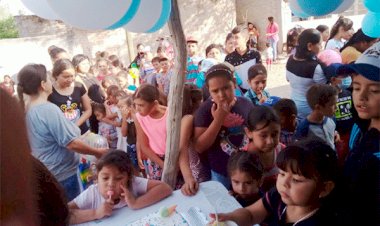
[
  {"left": 105, "top": 85, "right": 123, "bottom": 149},
  {"left": 211, "top": 139, "right": 339, "bottom": 226},
  {"left": 266, "top": 16, "right": 279, "bottom": 62},
  {"left": 96, "top": 58, "right": 111, "bottom": 82},
  {"left": 48, "top": 58, "right": 92, "bottom": 134},
  {"left": 194, "top": 63, "right": 254, "bottom": 188},
  {"left": 0, "top": 75, "right": 15, "bottom": 95},
  {"left": 68, "top": 150, "right": 172, "bottom": 224},
  {"left": 48, "top": 46, "right": 69, "bottom": 64},
  {"left": 92, "top": 103, "right": 118, "bottom": 149},
  {"left": 245, "top": 105, "right": 283, "bottom": 192},
  {"left": 286, "top": 28, "right": 327, "bottom": 120},
  {"left": 244, "top": 64, "right": 270, "bottom": 105},
  {"left": 339, "top": 28, "right": 378, "bottom": 64},
  {"left": 17, "top": 64, "right": 106, "bottom": 201},
  {"left": 133, "top": 84, "right": 168, "bottom": 180},
  {"left": 325, "top": 16, "right": 353, "bottom": 51},
  {"left": 108, "top": 54, "right": 125, "bottom": 76},
  {"left": 179, "top": 84, "right": 208, "bottom": 196},
  {"left": 316, "top": 24, "right": 329, "bottom": 48},
  {"left": 227, "top": 151, "right": 264, "bottom": 207}
]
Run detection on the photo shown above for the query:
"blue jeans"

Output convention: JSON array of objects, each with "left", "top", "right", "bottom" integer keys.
[
  {"left": 60, "top": 173, "right": 80, "bottom": 202},
  {"left": 211, "top": 170, "right": 231, "bottom": 189},
  {"left": 269, "top": 38, "right": 278, "bottom": 60}
]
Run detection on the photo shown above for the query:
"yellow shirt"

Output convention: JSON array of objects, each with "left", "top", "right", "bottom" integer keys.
[{"left": 341, "top": 46, "right": 361, "bottom": 64}]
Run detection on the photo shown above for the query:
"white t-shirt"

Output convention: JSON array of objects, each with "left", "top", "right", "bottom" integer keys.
[
  {"left": 73, "top": 176, "right": 148, "bottom": 210},
  {"left": 325, "top": 39, "right": 345, "bottom": 51}
]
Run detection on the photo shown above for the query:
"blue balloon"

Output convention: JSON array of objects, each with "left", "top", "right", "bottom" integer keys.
[
  {"left": 290, "top": 5, "right": 310, "bottom": 18},
  {"left": 362, "top": 12, "right": 380, "bottom": 38},
  {"left": 364, "top": 0, "right": 380, "bottom": 13},
  {"left": 297, "top": 0, "right": 343, "bottom": 16}
]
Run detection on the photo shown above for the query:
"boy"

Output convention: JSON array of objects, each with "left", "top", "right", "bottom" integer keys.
[
  {"left": 156, "top": 57, "right": 172, "bottom": 96},
  {"left": 244, "top": 64, "right": 270, "bottom": 105},
  {"left": 295, "top": 84, "right": 339, "bottom": 150},
  {"left": 273, "top": 98, "right": 298, "bottom": 146},
  {"left": 185, "top": 36, "right": 203, "bottom": 84},
  {"left": 144, "top": 56, "right": 160, "bottom": 87}
]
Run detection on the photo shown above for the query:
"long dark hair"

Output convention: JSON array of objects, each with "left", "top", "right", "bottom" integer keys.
[
  {"left": 17, "top": 64, "right": 48, "bottom": 110},
  {"left": 52, "top": 59, "right": 74, "bottom": 79},
  {"left": 295, "top": 28, "right": 321, "bottom": 60},
  {"left": 340, "top": 28, "right": 378, "bottom": 52},
  {"left": 182, "top": 84, "right": 202, "bottom": 116},
  {"left": 328, "top": 16, "right": 353, "bottom": 41}
]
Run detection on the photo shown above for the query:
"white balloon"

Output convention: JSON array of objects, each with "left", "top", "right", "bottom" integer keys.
[
  {"left": 47, "top": 0, "right": 134, "bottom": 30},
  {"left": 21, "top": 0, "right": 58, "bottom": 20},
  {"left": 124, "top": 0, "right": 171, "bottom": 33},
  {"left": 332, "top": 0, "right": 355, "bottom": 14}
]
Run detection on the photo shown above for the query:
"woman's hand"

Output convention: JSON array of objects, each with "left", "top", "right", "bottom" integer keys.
[{"left": 181, "top": 177, "right": 199, "bottom": 196}]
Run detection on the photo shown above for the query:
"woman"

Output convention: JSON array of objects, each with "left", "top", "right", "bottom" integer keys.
[
  {"left": 48, "top": 59, "right": 92, "bottom": 134},
  {"left": 266, "top": 16, "right": 279, "bottom": 62},
  {"left": 286, "top": 28, "right": 327, "bottom": 120},
  {"left": 72, "top": 54, "right": 105, "bottom": 133},
  {"left": 17, "top": 64, "right": 107, "bottom": 201},
  {"left": 340, "top": 29, "right": 378, "bottom": 64}
]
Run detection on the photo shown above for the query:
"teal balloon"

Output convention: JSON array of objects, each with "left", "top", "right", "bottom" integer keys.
[
  {"left": 297, "top": 0, "right": 343, "bottom": 16},
  {"left": 362, "top": 12, "right": 380, "bottom": 38},
  {"left": 364, "top": 0, "right": 380, "bottom": 12},
  {"left": 289, "top": 4, "right": 309, "bottom": 18}
]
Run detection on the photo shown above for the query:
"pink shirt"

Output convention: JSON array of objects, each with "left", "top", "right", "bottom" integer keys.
[
  {"left": 135, "top": 109, "right": 168, "bottom": 156},
  {"left": 266, "top": 22, "right": 279, "bottom": 42}
]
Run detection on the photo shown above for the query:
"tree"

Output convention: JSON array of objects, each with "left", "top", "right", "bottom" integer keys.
[{"left": 0, "top": 17, "right": 19, "bottom": 39}]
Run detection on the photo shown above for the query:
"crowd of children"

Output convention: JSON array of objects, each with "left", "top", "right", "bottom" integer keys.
[{"left": 2, "top": 17, "right": 379, "bottom": 225}]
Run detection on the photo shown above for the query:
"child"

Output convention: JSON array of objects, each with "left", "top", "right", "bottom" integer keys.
[
  {"left": 336, "top": 42, "right": 380, "bottom": 226},
  {"left": 264, "top": 43, "right": 274, "bottom": 70},
  {"left": 244, "top": 64, "right": 270, "bottom": 106},
  {"left": 133, "top": 84, "right": 168, "bottom": 180},
  {"left": 0, "top": 75, "right": 15, "bottom": 95},
  {"left": 325, "top": 16, "right": 353, "bottom": 51},
  {"left": 244, "top": 105, "right": 283, "bottom": 192},
  {"left": 295, "top": 84, "right": 339, "bottom": 150},
  {"left": 68, "top": 150, "right": 172, "bottom": 224},
  {"left": 273, "top": 98, "right": 298, "bottom": 146},
  {"left": 193, "top": 63, "right": 255, "bottom": 189},
  {"left": 156, "top": 57, "right": 173, "bottom": 96},
  {"left": 96, "top": 58, "right": 111, "bottom": 82},
  {"left": 92, "top": 103, "right": 118, "bottom": 149},
  {"left": 145, "top": 56, "right": 160, "bottom": 86},
  {"left": 227, "top": 151, "right": 264, "bottom": 207},
  {"left": 185, "top": 36, "right": 203, "bottom": 84},
  {"left": 179, "top": 84, "right": 208, "bottom": 196},
  {"left": 105, "top": 86, "right": 124, "bottom": 149},
  {"left": 211, "top": 139, "right": 339, "bottom": 226}
]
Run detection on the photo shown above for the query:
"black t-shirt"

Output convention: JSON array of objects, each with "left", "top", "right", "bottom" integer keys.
[
  {"left": 193, "top": 97, "right": 254, "bottom": 176},
  {"left": 335, "top": 89, "right": 354, "bottom": 134},
  {"left": 77, "top": 74, "right": 105, "bottom": 104},
  {"left": 48, "top": 81, "right": 89, "bottom": 134},
  {"left": 225, "top": 49, "right": 262, "bottom": 67}
]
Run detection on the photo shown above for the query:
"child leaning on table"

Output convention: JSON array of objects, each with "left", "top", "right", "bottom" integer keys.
[{"left": 68, "top": 150, "right": 172, "bottom": 224}]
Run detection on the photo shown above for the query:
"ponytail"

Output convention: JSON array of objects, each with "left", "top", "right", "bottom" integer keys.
[{"left": 17, "top": 84, "right": 25, "bottom": 111}]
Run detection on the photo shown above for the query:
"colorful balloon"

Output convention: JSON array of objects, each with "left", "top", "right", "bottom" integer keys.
[
  {"left": 362, "top": 12, "right": 380, "bottom": 38},
  {"left": 21, "top": 0, "right": 58, "bottom": 20},
  {"left": 332, "top": 0, "right": 355, "bottom": 14},
  {"left": 289, "top": 0, "right": 310, "bottom": 18},
  {"left": 318, "top": 49, "right": 342, "bottom": 66},
  {"left": 364, "top": 0, "right": 380, "bottom": 13},
  {"left": 297, "top": 0, "right": 342, "bottom": 16}
]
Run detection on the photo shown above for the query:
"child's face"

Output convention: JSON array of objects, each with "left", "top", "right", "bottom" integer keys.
[
  {"left": 207, "top": 48, "right": 221, "bottom": 62},
  {"left": 248, "top": 74, "right": 267, "bottom": 95},
  {"left": 321, "top": 29, "right": 330, "bottom": 42},
  {"left": 133, "top": 98, "right": 155, "bottom": 116},
  {"left": 352, "top": 74, "right": 380, "bottom": 120},
  {"left": 94, "top": 110, "right": 105, "bottom": 121},
  {"left": 279, "top": 113, "right": 297, "bottom": 132},
  {"left": 118, "top": 76, "right": 128, "bottom": 88},
  {"left": 160, "top": 60, "right": 169, "bottom": 73},
  {"left": 152, "top": 61, "right": 161, "bottom": 71},
  {"left": 108, "top": 95, "right": 119, "bottom": 105},
  {"left": 245, "top": 122, "right": 280, "bottom": 153},
  {"left": 187, "top": 43, "right": 198, "bottom": 56},
  {"left": 276, "top": 168, "right": 320, "bottom": 207},
  {"left": 98, "top": 60, "right": 109, "bottom": 74},
  {"left": 97, "top": 165, "right": 128, "bottom": 202},
  {"left": 231, "top": 170, "right": 260, "bottom": 199},
  {"left": 225, "top": 38, "right": 235, "bottom": 54},
  {"left": 318, "top": 95, "right": 337, "bottom": 117},
  {"left": 233, "top": 32, "right": 247, "bottom": 49},
  {"left": 207, "top": 76, "right": 235, "bottom": 106}
]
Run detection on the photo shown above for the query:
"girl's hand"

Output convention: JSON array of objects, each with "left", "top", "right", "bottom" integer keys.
[
  {"left": 138, "top": 158, "right": 145, "bottom": 170},
  {"left": 259, "top": 94, "right": 267, "bottom": 104},
  {"left": 95, "top": 196, "right": 114, "bottom": 219},
  {"left": 211, "top": 101, "right": 231, "bottom": 122},
  {"left": 181, "top": 178, "right": 199, "bottom": 196},
  {"left": 120, "top": 184, "right": 137, "bottom": 209}
]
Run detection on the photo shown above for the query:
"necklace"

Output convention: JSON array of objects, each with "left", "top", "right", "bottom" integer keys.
[
  {"left": 66, "top": 95, "right": 72, "bottom": 109},
  {"left": 280, "top": 207, "right": 319, "bottom": 226}
]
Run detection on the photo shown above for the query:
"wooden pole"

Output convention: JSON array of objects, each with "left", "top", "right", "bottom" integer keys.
[{"left": 161, "top": 0, "right": 187, "bottom": 188}]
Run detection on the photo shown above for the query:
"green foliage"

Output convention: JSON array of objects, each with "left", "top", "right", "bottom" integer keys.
[{"left": 0, "top": 17, "right": 19, "bottom": 39}]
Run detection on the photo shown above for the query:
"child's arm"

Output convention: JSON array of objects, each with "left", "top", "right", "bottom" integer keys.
[
  {"left": 68, "top": 198, "right": 114, "bottom": 224},
  {"left": 120, "top": 179, "right": 172, "bottom": 210},
  {"left": 134, "top": 116, "right": 164, "bottom": 168},
  {"left": 179, "top": 115, "right": 199, "bottom": 196},
  {"left": 209, "top": 199, "right": 268, "bottom": 226}
]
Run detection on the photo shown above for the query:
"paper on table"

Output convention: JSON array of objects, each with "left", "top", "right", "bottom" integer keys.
[{"left": 234, "top": 59, "right": 257, "bottom": 90}]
